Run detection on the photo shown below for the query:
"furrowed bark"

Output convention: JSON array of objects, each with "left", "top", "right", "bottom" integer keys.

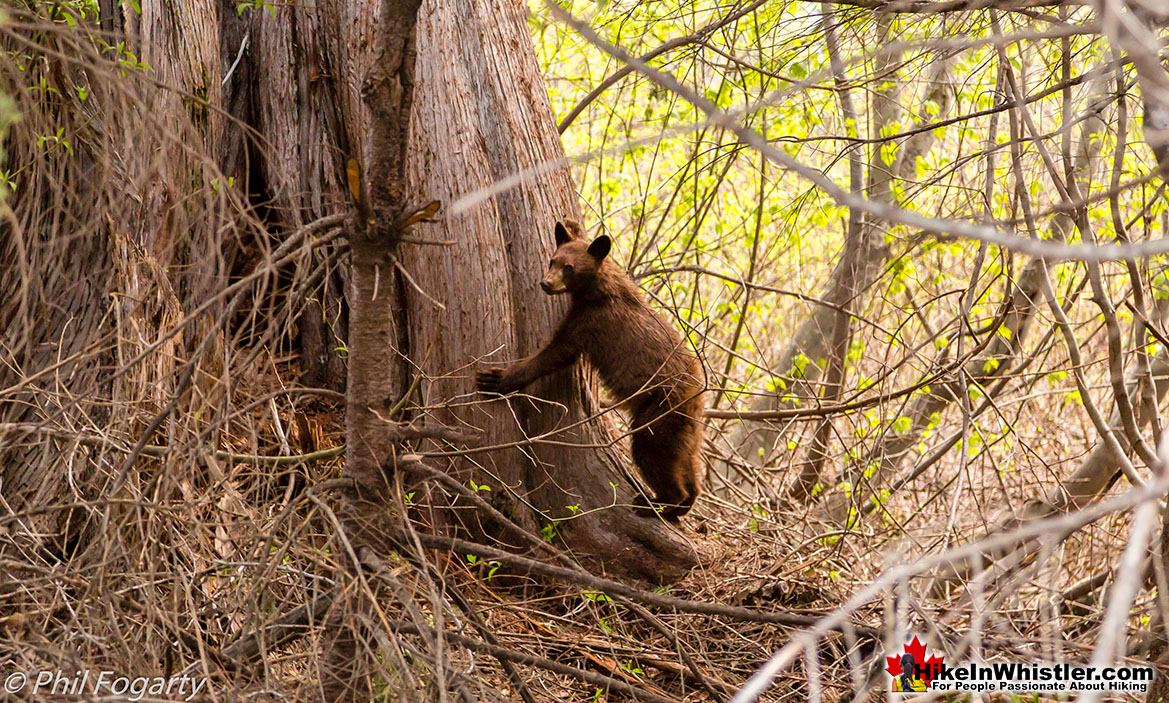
[{"left": 246, "top": 0, "right": 382, "bottom": 392}]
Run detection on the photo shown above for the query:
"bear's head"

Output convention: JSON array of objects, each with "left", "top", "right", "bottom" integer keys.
[{"left": 540, "top": 220, "right": 611, "bottom": 296}]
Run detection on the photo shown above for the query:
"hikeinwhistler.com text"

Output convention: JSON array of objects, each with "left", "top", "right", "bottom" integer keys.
[{"left": 924, "top": 662, "right": 1153, "bottom": 693}]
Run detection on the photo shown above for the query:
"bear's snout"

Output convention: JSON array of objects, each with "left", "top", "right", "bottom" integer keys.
[{"left": 540, "top": 276, "right": 567, "bottom": 294}]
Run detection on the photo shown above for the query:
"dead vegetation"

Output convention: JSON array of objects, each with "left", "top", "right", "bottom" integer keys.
[{"left": 3, "top": 2, "right": 1169, "bottom": 702}]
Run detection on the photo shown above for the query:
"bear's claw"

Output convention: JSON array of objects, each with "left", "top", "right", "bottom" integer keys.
[{"left": 475, "top": 368, "right": 506, "bottom": 395}]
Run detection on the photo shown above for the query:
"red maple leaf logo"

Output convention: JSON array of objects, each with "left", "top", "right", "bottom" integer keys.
[{"left": 885, "top": 635, "right": 945, "bottom": 684}]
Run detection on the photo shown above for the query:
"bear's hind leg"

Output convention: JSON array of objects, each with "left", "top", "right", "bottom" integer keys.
[
  {"left": 659, "top": 457, "right": 701, "bottom": 521},
  {"left": 630, "top": 417, "right": 696, "bottom": 521}
]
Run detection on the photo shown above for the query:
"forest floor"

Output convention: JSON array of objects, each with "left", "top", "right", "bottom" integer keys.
[
  {"left": 216, "top": 360, "right": 882, "bottom": 701},
  {"left": 170, "top": 358, "right": 1135, "bottom": 702}
]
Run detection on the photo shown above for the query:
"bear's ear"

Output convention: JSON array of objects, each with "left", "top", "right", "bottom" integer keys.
[
  {"left": 554, "top": 221, "right": 572, "bottom": 247},
  {"left": 587, "top": 235, "right": 611, "bottom": 261}
]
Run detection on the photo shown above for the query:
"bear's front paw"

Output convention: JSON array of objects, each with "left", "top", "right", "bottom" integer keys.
[{"left": 475, "top": 368, "right": 508, "bottom": 395}]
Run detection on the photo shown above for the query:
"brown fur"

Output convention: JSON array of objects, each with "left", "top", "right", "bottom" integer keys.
[{"left": 476, "top": 219, "right": 705, "bottom": 520}]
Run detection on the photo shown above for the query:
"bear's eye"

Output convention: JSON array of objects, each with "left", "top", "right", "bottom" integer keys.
[{"left": 563, "top": 264, "right": 574, "bottom": 275}]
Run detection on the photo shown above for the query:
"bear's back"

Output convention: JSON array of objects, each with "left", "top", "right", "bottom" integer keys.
[{"left": 571, "top": 271, "right": 702, "bottom": 405}]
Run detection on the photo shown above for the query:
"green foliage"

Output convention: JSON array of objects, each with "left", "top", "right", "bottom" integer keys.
[
  {"left": 581, "top": 589, "right": 612, "bottom": 603},
  {"left": 235, "top": 0, "right": 278, "bottom": 16},
  {"left": 0, "top": 92, "right": 16, "bottom": 196},
  {"left": 524, "top": 2, "right": 1158, "bottom": 565},
  {"left": 98, "top": 40, "right": 152, "bottom": 75}
]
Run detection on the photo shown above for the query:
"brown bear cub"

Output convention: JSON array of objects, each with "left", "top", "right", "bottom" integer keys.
[{"left": 476, "top": 219, "right": 705, "bottom": 521}]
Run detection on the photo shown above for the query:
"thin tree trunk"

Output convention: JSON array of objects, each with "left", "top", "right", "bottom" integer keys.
[
  {"left": 788, "top": 3, "right": 867, "bottom": 503},
  {"left": 826, "top": 78, "right": 1107, "bottom": 522},
  {"left": 724, "top": 34, "right": 954, "bottom": 477},
  {"left": 320, "top": 0, "right": 421, "bottom": 700}
]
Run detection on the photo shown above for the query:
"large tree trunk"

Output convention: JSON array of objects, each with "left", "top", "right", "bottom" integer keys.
[
  {"left": 234, "top": 0, "right": 696, "bottom": 582},
  {"left": 0, "top": 0, "right": 235, "bottom": 568},
  {"left": 0, "top": 1, "right": 697, "bottom": 697},
  {"left": 397, "top": 0, "right": 698, "bottom": 583},
  {"left": 247, "top": 0, "right": 380, "bottom": 391}
]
